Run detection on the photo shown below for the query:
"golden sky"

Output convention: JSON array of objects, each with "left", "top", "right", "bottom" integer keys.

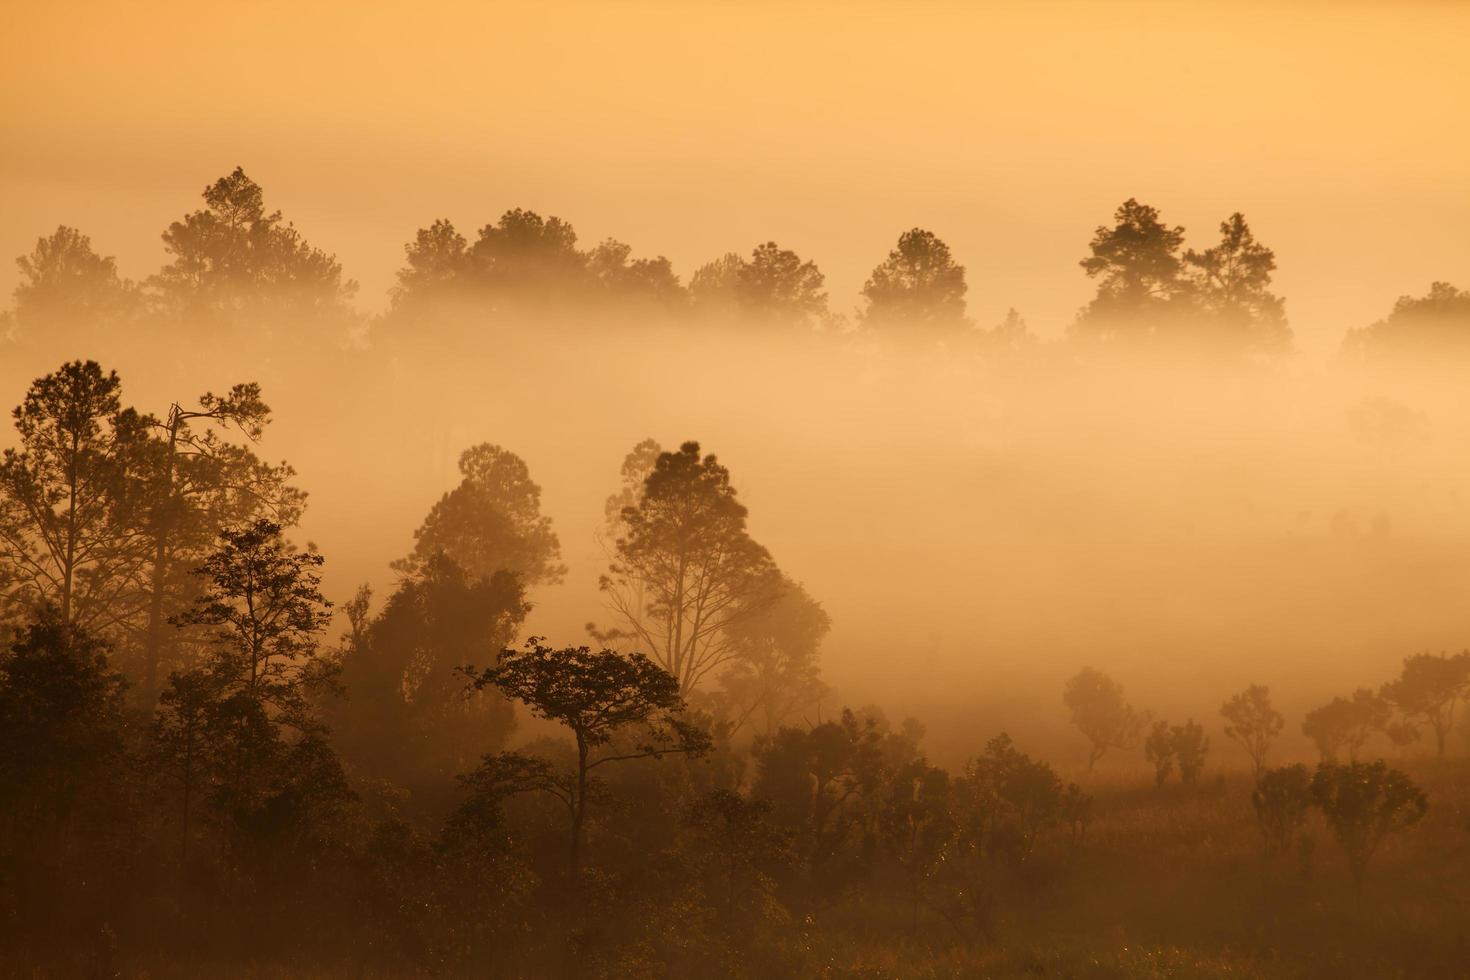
[{"left": 3, "top": 0, "right": 1467, "bottom": 356}]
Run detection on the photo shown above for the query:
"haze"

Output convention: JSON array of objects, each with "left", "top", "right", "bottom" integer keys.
[{"left": 3, "top": 3, "right": 1470, "bottom": 976}]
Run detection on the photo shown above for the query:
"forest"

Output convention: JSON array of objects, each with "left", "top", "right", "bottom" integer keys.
[{"left": 2, "top": 167, "right": 1470, "bottom": 979}]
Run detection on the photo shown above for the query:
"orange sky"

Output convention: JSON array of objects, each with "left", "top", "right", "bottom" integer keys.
[{"left": 3, "top": 0, "right": 1468, "bottom": 357}]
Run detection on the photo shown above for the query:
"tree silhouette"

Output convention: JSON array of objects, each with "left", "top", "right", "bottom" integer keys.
[
  {"left": 1144, "top": 720, "right": 1175, "bottom": 786},
  {"left": 1220, "top": 683, "right": 1283, "bottom": 781},
  {"left": 718, "top": 577, "right": 831, "bottom": 735},
  {"left": 0, "top": 361, "right": 152, "bottom": 632},
  {"left": 1302, "top": 688, "right": 1390, "bottom": 764},
  {"left": 391, "top": 218, "right": 469, "bottom": 314},
  {"left": 1062, "top": 667, "right": 1144, "bottom": 771},
  {"left": 598, "top": 441, "right": 783, "bottom": 694},
  {"left": 149, "top": 167, "right": 357, "bottom": 327},
  {"left": 1251, "top": 763, "right": 1312, "bottom": 858},
  {"left": 1073, "top": 198, "right": 1188, "bottom": 341},
  {"left": 468, "top": 208, "right": 585, "bottom": 309},
  {"left": 396, "top": 443, "right": 565, "bottom": 589},
  {"left": 691, "top": 243, "right": 831, "bottom": 329},
  {"left": 1310, "top": 761, "right": 1427, "bottom": 895},
  {"left": 859, "top": 228, "right": 969, "bottom": 334},
  {"left": 331, "top": 554, "right": 527, "bottom": 808},
  {"left": 1183, "top": 212, "right": 1290, "bottom": 353},
  {"left": 1379, "top": 652, "right": 1470, "bottom": 758},
  {"left": 465, "top": 639, "right": 711, "bottom": 882},
  {"left": 1171, "top": 718, "right": 1210, "bottom": 785},
  {"left": 175, "top": 519, "right": 333, "bottom": 728},
  {"left": 137, "top": 383, "right": 303, "bottom": 703},
  {"left": 11, "top": 227, "right": 138, "bottom": 337},
  {"left": 1343, "top": 281, "right": 1470, "bottom": 361}
]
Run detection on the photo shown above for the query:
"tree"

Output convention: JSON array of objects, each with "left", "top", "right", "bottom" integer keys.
[
  {"left": 1251, "top": 764, "right": 1312, "bottom": 858},
  {"left": 1379, "top": 652, "right": 1470, "bottom": 758},
  {"left": 467, "top": 208, "right": 585, "bottom": 308},
  {"left": 598, "top": 441, "right": 783, "bottom": 694},
  {"left": 965, "top": 733, "right": 1067, "bottom": 860},
  {"left": 976, "top": 308, "right": 1036, "bottom": 356},
  {"left": 397, "top": 443, "right": 565, "bottom": 589},
  {"left": 161, "top": 520, "right": 345, "bottom": 861},
  {"left": 331, "top": 554, "right": 527, "bottom": 809},
  {"left": 602, "top": 438, "right": 663, "bottom": 534},
  {"left": 1220, "top": 684, "right": 1283, "bottom": 781},
  {"left": 390, "top": 219, "right": 469, "bottom": 315},
  {"left": 1144, "top": 720, "right": 1174, "bottom": 786},
  {"left": 1303, "top": 689, "right": 1391, "bottom": 764},
  {"left": 465, "top": 639, "right": 711, "bottom": 882},
  {"left": 750, "top": 708, "right": 891, "bottom": 876},
  {"left": 1310, "top": 761, "right": 1427, "bottom": 895},
  {"left": 682, "top": 789, "right": 792, "bottom": 930},
  {"left": 175, "top": 519, "right": 333, "bottom": 729},
  {"left": 149, "top": 666, "right": 214, "bottom": 862},
  {"left": 11, "top": 226, "right": 137, "bottom": 335},
  {"left": 0, "top": 614, "right": 128, "bottom": 820},
  {"left": 0, "top": 361, "right": 152, "bottom": 632},
  {"left": 1183, "top": 213, "right": 1290, "bottom": 354},
  {"left": 0, "top": 615, "right": 131, "bottom": 922},
  {"left": 877, "top": 758, "right": 954, "bottom": 931},
  {"left": 1343, "top": 281, "right": 1470, "bottom": 361},
  {"left": 690, "top": 243, "right": 831, "bottom": 329},
  {"left": 1073, "top": 198, "right": 1188, "bottom": 341},
  {"left": 1062, "top": 667, "right": 1144, "bottom": 771},
  {"left": 718, "top": 577, "right": 830, "bottom": 735},
  {"left": 585, "top": 239, "right": 687, "bottom": 313},
  {"left": 137, "top": 383, "right": 303, "bottom": 703},
  {"left": 859, "top": 229, "right": 969, "bottom": 334},
  {"left": 1171, "top": 718, "right": 1210, "bottom": 785},
  {"left": 149, "top": 167, "right": 357, "bottom": 327}
]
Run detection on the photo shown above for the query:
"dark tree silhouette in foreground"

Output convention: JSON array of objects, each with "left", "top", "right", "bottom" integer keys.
[
  {"left": 465, "top": 639, "right": 711, "bottom": 883},
  {"left": 1252, "top": 763, "right": 1312, "bottom": 858},
  {"left": 0, "top": 361, "right": 152, "bottom": 632},
  {"left": 1311, "top": 761, "right": 1427, "bottom": 896}
]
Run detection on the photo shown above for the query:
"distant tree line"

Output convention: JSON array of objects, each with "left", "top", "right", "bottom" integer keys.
[{"left": 4, "top": 168, "right": 1467, "bottom": 361}]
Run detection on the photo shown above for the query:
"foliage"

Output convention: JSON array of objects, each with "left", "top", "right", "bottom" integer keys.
[
  {"left": 1302, "top": 688, "right": 1390, "bottom": 764},
  {"left": 599, "top": 441, "right": 783, "bottom": 693},
  {"left": 859, "top": 228, "right": 969, "bottom": 334},
  {"left": 1379, "top": 652, "right": 1470, "bottom": 758},
  {"left": 396, "top": 442, "right": 565, "bottom": 588},
  {"left": 1062, "top": 666, "right": 1144, "bottom": 770},
  {"left": 0, "top": 360, "right": 153, "bottom": 632},
  {"left": 1310, "top": 761, "right": 1427, "bottom": 893},
  {"left": 1252, "top": 763, "right": 1312, "bottom": 858},
  {"left": 1220, "top": 683, "right": 1283, "bottom": 781}
]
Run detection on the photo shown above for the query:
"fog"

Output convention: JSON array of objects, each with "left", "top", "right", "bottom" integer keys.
[
  {"left": 4, "top": 4, "right": 1470, "bottom": 976},
  {"left": 5, "top": 312, "right": 1468, "bottom": 769}
]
